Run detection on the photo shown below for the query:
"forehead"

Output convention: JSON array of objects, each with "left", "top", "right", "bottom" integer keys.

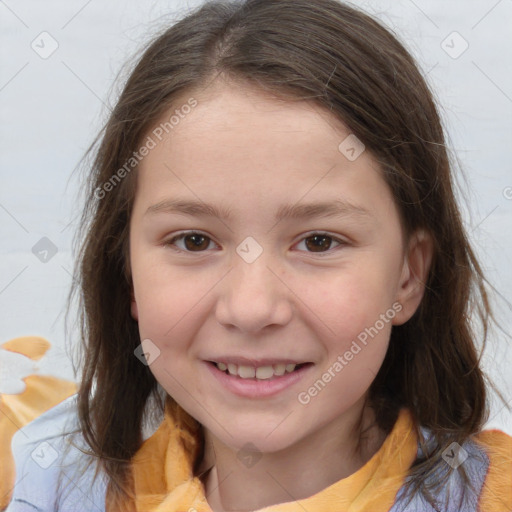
[
  {"left": 165, "top": 78, "right": 348, "bottom": 158},
  {"left": 134, "top": 79, "right": 398, "bottom": 226}
]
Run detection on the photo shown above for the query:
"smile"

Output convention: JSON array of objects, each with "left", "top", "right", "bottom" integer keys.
[
  {"left": 205, "top": 359, "right": 314, "bottom": 398},
  {"left": 212, "top": 361, "right": 308, "bottom": 380}
]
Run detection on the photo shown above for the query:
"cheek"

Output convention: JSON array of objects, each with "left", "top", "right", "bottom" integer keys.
[
  {"left": 303, "top": 261, "right": 399, "bottom": 338},
  {"left": 302, "top": 276, "right": 394, "bottom": 413},
  {"left": 131, "top": 256, "right": 223, "bottom": 366},
  {"left": 135, "top": 281, "right": 197, "bottom": 344},
  {"left": 297, "top": 259, "right": 398, "bottom": 392},
  {"left": 131, "top": 248, "right": 193, "bottom": 329},
  {"left": 132, "top": 269, "right": 203, "bottom": 399},
  {"left": 131, "top": 252, "right": 184, "bottom": 341}
]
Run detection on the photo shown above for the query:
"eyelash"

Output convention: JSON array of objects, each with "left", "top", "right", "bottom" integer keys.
[{"left": 163, "top": 231, "right": 347, "bottom": 256}]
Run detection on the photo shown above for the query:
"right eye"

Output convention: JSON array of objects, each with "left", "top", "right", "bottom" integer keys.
[{"left": 163, "top": 231, "right": 218, "bottom": 253}]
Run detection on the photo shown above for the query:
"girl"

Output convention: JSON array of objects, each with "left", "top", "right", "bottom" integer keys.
[{"left": 3, "top": 0, "right": 511, "bottom": 510}]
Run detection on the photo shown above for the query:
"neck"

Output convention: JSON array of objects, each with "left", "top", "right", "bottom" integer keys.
[{"left": 201, "top": 403, "right": 386, "bottom": 512}]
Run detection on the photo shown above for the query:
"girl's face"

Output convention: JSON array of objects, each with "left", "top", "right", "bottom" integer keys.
[{"left": 129, "top": 79, "right": 429, "bottom": 454}]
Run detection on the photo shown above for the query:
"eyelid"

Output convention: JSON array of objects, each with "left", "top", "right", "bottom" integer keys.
[{"left": 298, "top": 230, "right": 347, "bottom": 243}]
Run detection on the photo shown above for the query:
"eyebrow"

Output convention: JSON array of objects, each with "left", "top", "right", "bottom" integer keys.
[{"left": 145, "top": 198, "right": 372, "bottom": 222}]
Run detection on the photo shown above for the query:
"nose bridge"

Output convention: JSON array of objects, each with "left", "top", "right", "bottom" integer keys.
[{"left": 215, "top": 246, "right": 292, "bottom": 332}]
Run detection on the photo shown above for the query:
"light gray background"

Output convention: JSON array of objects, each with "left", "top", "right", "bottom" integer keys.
[{"left": 1, "top": 0, "right": 511, "bottom": 433}]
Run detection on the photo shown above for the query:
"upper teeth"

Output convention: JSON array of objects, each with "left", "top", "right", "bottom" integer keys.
[{"left": 215, "top": 362, "right": 298, "bottom": 379}]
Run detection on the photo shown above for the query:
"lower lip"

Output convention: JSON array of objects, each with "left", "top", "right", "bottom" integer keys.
[{"left": 205, "top": 361, "right": 313, "bottom": 398}]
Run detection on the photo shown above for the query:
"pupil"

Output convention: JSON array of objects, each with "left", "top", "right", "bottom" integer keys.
[
  {"left": 185, "top": 234, "right": 209, "bottom": 251},
  {"left": 306, "top": 235, "right": 331, "bottom": 252}
]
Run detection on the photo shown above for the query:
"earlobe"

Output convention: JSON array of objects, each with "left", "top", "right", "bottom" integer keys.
[{"left": 392, "top": 229, "right": 433, "bottom": 326}]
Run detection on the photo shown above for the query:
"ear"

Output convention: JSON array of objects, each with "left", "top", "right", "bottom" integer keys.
[
  {"left": 392, "top": 229, "right": 433, "bottom": 325},
  {"left": 130, "top": 285, "right": 139, "bottom": 321}
]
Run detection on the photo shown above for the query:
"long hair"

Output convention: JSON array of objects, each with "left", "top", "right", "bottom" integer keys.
[{"left": 68, "top": 0, "right": 508, "bottom": 507}]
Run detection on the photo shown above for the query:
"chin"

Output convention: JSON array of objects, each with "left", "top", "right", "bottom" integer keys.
[{"left": 206, "top": 422, "right": 302, "bottom": 455}]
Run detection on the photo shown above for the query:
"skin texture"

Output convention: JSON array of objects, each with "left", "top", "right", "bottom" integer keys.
[{"left": 129, "top": 78, "right": 432, "bottom": 512}]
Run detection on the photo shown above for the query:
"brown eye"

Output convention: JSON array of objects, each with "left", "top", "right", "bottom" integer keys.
[
  {"left": 165, "top": 232, "right": 214, "bottom": 252},
  {"left": 305, "top": 234, "right": 334, "bottom": 252},
  {"left": 296, "top": 233, "right": 344, "bottom": 254},
  {"left": 183, "top": 234, "right": 210, "bottom": 251},
  {"left": 165, "top": 232, "right": 345, "bottom": 255}
]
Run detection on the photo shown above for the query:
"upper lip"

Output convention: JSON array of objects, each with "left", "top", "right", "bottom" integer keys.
[{"left": 206, "top": 356, "right": 311, "bottom": 367}]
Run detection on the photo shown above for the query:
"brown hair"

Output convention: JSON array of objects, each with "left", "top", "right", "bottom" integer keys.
[{"left": 67, "top": 0, "right": 509, "bottom": 508}]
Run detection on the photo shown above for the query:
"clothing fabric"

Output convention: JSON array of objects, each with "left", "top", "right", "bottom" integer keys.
[
  {"left": 0, "top": 336, "right": 77, "bottom": 510},
  {"left": 2, "top": 338, "right": 511, "bottom": 511}
]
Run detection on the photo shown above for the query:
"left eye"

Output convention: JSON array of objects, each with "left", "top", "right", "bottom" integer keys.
[
  {"left": 164, "top": 232, "right": 345, "bottom": 254},
  {"left": 295, "top": 233, "right": 344, "bottom": 253}
]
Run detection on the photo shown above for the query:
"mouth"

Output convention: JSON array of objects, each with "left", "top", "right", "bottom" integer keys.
[{"left": 207, "top": 360, "right": 312, "bottom": 380}]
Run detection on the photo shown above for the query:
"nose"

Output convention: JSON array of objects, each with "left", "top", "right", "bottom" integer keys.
[{"left": 215, "top": 252, "right": 293, "bottom": 333}]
